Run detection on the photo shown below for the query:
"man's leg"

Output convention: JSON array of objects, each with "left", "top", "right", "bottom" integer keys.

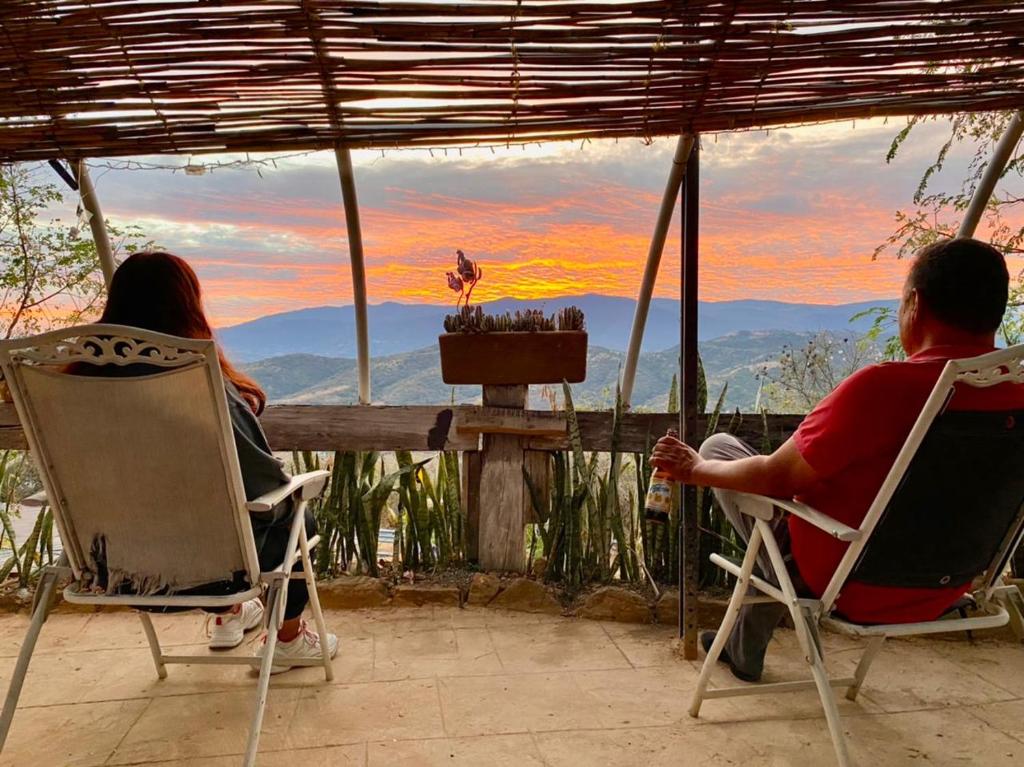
[{"left": 699, "top": 433, "right": 790, "bottom": 680}]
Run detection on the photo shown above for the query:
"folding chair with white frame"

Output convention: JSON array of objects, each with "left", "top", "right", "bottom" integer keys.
[
  {"left": 0, "top": 325, "right": 335, "bottom": 767},
  {"left": 690, "top": 345, "right": 1024, "bottom": 767}
]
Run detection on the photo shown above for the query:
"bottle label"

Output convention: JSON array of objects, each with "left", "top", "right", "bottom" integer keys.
[{"left": 645, "top": 479, "right": 673, "bottom": 514}]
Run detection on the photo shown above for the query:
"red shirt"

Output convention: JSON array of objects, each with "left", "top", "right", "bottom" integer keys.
[{"left": 791, "top": 344, "right": 1024, "bottom": 624}]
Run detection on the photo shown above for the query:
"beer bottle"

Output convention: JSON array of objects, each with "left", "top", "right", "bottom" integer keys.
[{"left": 645, "top": 428, "right": 679, "bottom": 525}]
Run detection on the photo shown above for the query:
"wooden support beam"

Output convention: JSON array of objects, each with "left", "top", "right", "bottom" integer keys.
[
  {"left": 335, "top": 146, "right": 372, "bottom": 405},
  {"left": 0, "top": 402, "right": 802, "bottom": 453},
  {"left": 622, "top": 133, "right": 694, "bottom": 407},
  {"left": 959, "top": 111, "right": 1024, "bottom": 239},
  {"left": 70, "top": 160, "right": 116, "bottom": 289},
  {"left": 260, "top": 405, "right": 478, "bottom": 452},
  {"left": 455, "top": 408, "right": 566, "bottom": 438},
  {"left": 680, "top": 137, "right": 701, "bottom": 658}
]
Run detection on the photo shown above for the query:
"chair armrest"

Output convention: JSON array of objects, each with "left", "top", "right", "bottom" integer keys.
[
  {"left": 735, "top": 492, "right": 861, "bottom": 542},
  {"left": 246, "top": 470, "right": 330, "bottom": 513},
  {"left": 21, "top": 490, "right": 48, "bottom": 508}
]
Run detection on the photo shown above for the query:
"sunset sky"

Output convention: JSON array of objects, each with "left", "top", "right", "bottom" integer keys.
[{"left": 79, "top": 116, "right": 1021, "bottom": 327}]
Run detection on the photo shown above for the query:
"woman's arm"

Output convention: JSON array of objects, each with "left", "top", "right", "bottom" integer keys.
[{"left": 650, "top": 435, "right": 820, "bottom": 498}]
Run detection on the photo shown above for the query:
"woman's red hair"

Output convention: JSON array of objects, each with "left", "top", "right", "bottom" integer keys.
[{"left": 98, "top": 251, "right": 267, "bottom": 414}]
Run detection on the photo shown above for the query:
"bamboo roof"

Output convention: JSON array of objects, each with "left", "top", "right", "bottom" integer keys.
[{"left": 2, "top": 1, "right": 1024, "bottom": 161}]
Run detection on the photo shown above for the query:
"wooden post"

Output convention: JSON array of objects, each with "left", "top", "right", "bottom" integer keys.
[
  {"left": 477, "top": 385, "right": 528, "bottom": 571},
  {"left": 679, "top": 137, "right": 701, "bottom": 659},
  {"left": 334, "top": 145, "right": 372, "bottom": 405},
  {"left": 621, "top": 133, "right": 694, "bottom": 408},
  {"left": 959, "top": 111, "right": 1024, "bottom": 239},
  {"left": 70, "top": 160, "right": 116, "bottom": 289}
]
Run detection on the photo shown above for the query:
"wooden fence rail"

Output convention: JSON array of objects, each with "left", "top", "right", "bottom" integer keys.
[{"left": 0, "top": 402, "right": 803, "bottom": 453}]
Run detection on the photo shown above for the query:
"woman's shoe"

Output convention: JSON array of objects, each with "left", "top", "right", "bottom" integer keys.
[
  {"left": 208, "top": 599, "right": 264, "bottom": 649},
  {"left": 260, "top": 620, "right": 338, "bottom": 674}
]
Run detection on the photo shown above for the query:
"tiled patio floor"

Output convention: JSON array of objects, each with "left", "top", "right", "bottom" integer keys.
[{"left": 0, "top": 606, "right": 1022, "bottom": 766}]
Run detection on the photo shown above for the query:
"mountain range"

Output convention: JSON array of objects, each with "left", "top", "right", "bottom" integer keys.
[
  {"left": 218, "top": 295, "right": 896, "bottom": 362},
  {"left": 241, "top": 330, "right": 839, "bottom": 411},
  {"left": 227, "top": 296, "right": 895, "bottom": 411}
]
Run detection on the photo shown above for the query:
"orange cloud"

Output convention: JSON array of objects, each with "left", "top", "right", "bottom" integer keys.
[{"left": 103, "top": 147, "right": 1023, "bottom": 326}]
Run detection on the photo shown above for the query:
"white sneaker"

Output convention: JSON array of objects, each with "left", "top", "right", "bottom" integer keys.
[
  {"left": 261, "top": 620, "right": 338, "bottom": 674},
  {"left": 208, "top": 599, "right": 264, "bottom": 649}
]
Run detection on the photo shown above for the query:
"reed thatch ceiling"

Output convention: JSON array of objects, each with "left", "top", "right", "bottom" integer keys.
[{"left": 2, "top": 1, "right": 1023, "bottom": 161}]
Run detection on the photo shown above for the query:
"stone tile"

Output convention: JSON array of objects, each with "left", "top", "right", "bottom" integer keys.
[
  {"left": 0, "top": 647, "right": 252, "bottom": 707},
  {"left": 108, "top": 689, "right": 300, "bottom": 763},
  {"left": 534, "top": 722, "right": 763, "bottom": 767},
  {"left": 0, "top": 631, "right": 369, "bottom": 708},
  {"left": 446, "top": 606, "right": 551, "bottom": 630},
  {"left": 854, "top": 639, "right": 1019, "bottom": 713},
  {"left": 752, "top": 707, "right": 1024, "bottom": 766},
  {"left": 3, "top": 608, "right": 1024, "bottom": 767},
  {"left": 342, "top": 607, "right": 441, "bottom": 637},
  {"left": 439, "top": 672, "right": 626, "bottom": 737},
  {"left": 285, "top": 678, "right": 444, "bottom": 748},
  {"left": 0, "top": 699, "right": 148, "bottom": 767},
  {"left": 368, "top": 734, "right": 545, "bottom": 766},
  {"left": 262, "top": 745, "right": 367, "bottom": 766},
  {"left": 572, "top": 666, "right": 700, "bottom": 728},
  {"left": 372, "top": 626, "right": 502, "bottom": 681},
  {"left": 0, "top": 612, "right": 95, "bottom": 657},
  {"left": 83, "top": 611, "right": 208, "bottom": 652},
  {"left": 969, "top": 699, "right": 1024, "bottom": 744},
  {"left": 138, "top": 743, "right": 367, "bottom": 766},
  {"left": 928, "top": 638, "right": 1024, "bottom": 698},
  {"left": 601, "top": 621, "right": 679, "bottom": 668},
  {"left": 488, "top": 618, "right": 631, "bottom": 673}
]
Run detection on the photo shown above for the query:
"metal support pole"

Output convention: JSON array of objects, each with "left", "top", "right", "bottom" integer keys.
[
  {"left": 70, "top": 160, "right": 116, "bottom": 288},
  {"left": 959, "top": 111, "right": 1024, "bottom": 239},
  {"left": 621, "top": 134, "right": 695, "bottom": 407},
  {"left": 334, "top": 145, "right": 371, "bottom": 405},
  {"left": 679, "top": 138, "right": 700, "bottom": 659}
]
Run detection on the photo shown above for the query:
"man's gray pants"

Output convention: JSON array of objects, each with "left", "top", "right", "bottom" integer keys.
[{"left": 699, "top": 432, "right": 797, "bottom": 678}]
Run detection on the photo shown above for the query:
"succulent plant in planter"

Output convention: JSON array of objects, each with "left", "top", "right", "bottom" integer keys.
[{"left": 437, "top": 251, "right": 588, "bottom": 386}]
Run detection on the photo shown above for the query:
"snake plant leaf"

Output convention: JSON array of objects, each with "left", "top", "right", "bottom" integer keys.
[
  {"left": 19, "top": 509, "right": 45, "bottom": 586},
  {"left": 704, "top": 382, "right": 728, "bottom": 440}
]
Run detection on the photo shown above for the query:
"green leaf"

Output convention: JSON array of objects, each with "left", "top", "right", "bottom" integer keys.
[{"left": 19, "top": 508, "right": 45, "bottom": 585}]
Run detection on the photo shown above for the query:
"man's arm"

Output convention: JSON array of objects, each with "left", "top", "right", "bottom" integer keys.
[{"left": 650, "top": 435, "right": 820, "bottom": 498}]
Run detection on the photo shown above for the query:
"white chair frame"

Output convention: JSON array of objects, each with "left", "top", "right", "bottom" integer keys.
[
  {"left": 690, "top": 345, "right": 1024, "bottom": 767},
  {"left": 0, "top": 325, "right": 335, "bottom": 767}
]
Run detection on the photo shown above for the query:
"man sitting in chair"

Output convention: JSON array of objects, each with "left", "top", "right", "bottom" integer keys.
[{"left": 651, "top": 237, "right": 1023, "bottom": 682}]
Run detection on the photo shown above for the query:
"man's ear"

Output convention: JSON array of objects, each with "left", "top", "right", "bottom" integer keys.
[{"left": 906, "top": 288, "right": 921, "bottom": 322}]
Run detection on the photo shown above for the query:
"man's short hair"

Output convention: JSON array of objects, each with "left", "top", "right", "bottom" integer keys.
[{"left": 908, "top": 238, "right": 1009, "bottom": 334}]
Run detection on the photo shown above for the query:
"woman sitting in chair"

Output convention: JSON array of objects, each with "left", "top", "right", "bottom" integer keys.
[{"left": 95, "top": 251, "right": 337, "bottom": 672}]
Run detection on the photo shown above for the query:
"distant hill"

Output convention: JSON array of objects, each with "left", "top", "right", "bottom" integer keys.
[
  {"left": 242, "top": 329, "right": 817, "bottom": 411},
  {"left": 219, "top": 295, "right": 897, "bottom": 363}
]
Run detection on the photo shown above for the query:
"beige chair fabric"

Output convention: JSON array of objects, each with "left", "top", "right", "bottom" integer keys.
[
  {"left": 19, "top": 363, "right": 246, "bottom": 593},
  {"left": 0, "top": 325, "right": 333, "bottom": 767}
]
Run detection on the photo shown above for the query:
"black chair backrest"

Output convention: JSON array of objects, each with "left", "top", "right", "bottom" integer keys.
[{"left": 851, "top": 408, "right": 1024, "bottom": 590}]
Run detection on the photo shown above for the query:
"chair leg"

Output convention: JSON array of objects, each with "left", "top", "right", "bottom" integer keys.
[
  {"left": 137, "top": 612, "right": 168, "bottom": 680},
  {"left": 689, "top": 525, "right": 764, "bottom": 718},
  {"left": 0, "top": 568, "right": 60, "bottom": 750},
  {"left": 299, "top": 527, "right": 334, "bottom": 682},
  {"left": 243, "top": 590, "right": 283, "bottom": 767},
  {"left": 999, "top": 585, "right": 1024, "bottom": 642},
  {"left": 846, "top": 636, "right": 885, "bottom": 702},
  {"left": 796, "top": 609, "right": 852, "bottom": 767},
  {"left": 759, "top": 522, "right": 851, "bottom": 767}
]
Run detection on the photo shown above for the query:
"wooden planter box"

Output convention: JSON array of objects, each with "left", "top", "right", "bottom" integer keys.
[{"left": 438, "top": 331, "right": 588, "bottom": 385}]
